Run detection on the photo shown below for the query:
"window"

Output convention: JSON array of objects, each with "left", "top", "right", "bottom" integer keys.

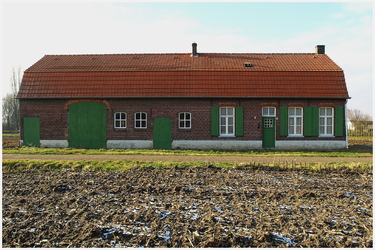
[
  {"left": 134, "top": 112, "right": 147, "bottom": 129},
  {"left": 179, "top": 112, "right": 191, "bottom": 129},
  {"left": 220, "top": 107, "right": 235, "bottom": 136},
  {"left": 114, "top": 112, "right": 127, "bottom": 128},
  {"left": 319, "top": 108, "right": 333, "bottom": 135},
  {"left": 288, "top": 107, "right": 303, "bottom": 136},
  {"left": 262, "top": 107, "right": 276, "bottom": 117}
]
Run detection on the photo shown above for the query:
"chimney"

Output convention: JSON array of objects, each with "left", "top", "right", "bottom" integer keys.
[
  {"left": 315, "top": 45, "right": 325, "bottom": 55},
  {"left": 191, "top": 42, "right": 198, "bottom": 57}
]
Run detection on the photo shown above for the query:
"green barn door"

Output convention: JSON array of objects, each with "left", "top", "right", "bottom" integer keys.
[
  {"left": 23, "top": 117, "right": 40, "bottom": 147},
  {"left": 68, "top": 102, "right": 107, "bottom": 149},
  {"left": 262, "top": 117, "right": 276, "bottom": 148},
  {"left": 153, "top": 117, "right": 172, "bottom": 149}
]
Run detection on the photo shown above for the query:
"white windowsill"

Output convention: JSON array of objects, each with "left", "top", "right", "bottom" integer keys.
[
  {"left": 318, "top": 135, "right": 335, "bottom": 138},
  {"left": 219, "top": 135, "right": 236, "bottom": 138},
  {"left": 287, "top": 135, "right": 304, "bottom": 138}
]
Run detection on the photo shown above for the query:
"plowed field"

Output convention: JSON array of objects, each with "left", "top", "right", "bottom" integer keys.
[{"left": 2, "top": 166, "right": 372, "bottom": 248}]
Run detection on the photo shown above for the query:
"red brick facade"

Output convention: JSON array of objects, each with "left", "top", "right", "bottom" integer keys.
[{"left": 19, "top": 98, "right": 346, "bottom": 143}]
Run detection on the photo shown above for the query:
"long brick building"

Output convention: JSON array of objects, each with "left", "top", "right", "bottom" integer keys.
[{"left": 17, "top": 43, "right": 350, "bottom": 149}]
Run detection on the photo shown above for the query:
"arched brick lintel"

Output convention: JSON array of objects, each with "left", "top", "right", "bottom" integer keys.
[{"left": 65, "top": 99, "right": 111, "bottom": 110}]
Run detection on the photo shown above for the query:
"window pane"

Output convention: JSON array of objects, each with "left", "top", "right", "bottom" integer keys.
[
  {"left": 142, "top": 121, "right": 146, "bottom": 127},
  {"left": 327, "top": 126, "right": 333, "bottom": 134},
  {"left": 320, "top": 108, "right": 325, "bottom": 116},
  {"left": 186, "top": 113, "right": 190, "bottom": 119},
  {"left": 220, "top": 108, "right": 226, "bottom": 116},
  {"left": 121, "top": 113, "right": 126, "bottom": 119},
  {"left": 296, "top": 108, "right": 302, "bottom": 116},
  {"left": 228, "top": 117, "right": 233, "bottom": 126},
  {"left": 263, "top": 108, "right": 268, "bottom": 116},
  {"left": 319, "top": 117, "right": 325, "bottom": 125},
  {"left": 136, "top": 121, "right": 140, "bottom": 127},
  {"left": 227, "top": 108, "right": 234, "bottom": 116},
  {"left": 141, "top": 113, "right": 146, "bottom": 119},
  {"left": 221, "top": 117, "right": 226, "bottom": 125},
  {"left": 269, "top": 108, "right": 275, "bottom": 116},
  {"left": 296, "top": 117, "right": 302, "bottom": 125},
  {"left": 180, "top": 121, "right": 184, "bottom": 128},
  {"left": 228, "top": 126, "right": 233, "bottom": 134},
  {"left": 116, "top": 121, "right": 120, "bottom": 127},
  {"left": 136, "top": 113, "right": 140, "bottom": 119},
  {"left": 289, "top": 118, "right": 294, "bottom": 125},
  {"left": 115, "top": 113, "right": 120, "bottom": 119},
  {"left": 327, "top": 118, "right": 332, "bottom": 126},
  {"left": 319, "top": 126, "right": 325, "bottom": 134},
  {"left": 296, "top": 126, "right": 302, "bottom": 134},
  {"left": 327, "top": 108, "right": 333, "bottom": 116},
  {"left": 221, "top": 126, "right": 226, "bottom": 134},
  {"left": 180, "top": 113, "right": 184, "bottom": 120},
  {"left": 289, "top": 126, "right": 294, "bottom": 134},
  {"left": 186, "top": 121, "right": 190, "bottom": 128},
  {"left": 289, "top": 108, "right": 295, "bottom": 116},
  {"left": 121, "top": 121, "right": 125, "bottom": 127}
]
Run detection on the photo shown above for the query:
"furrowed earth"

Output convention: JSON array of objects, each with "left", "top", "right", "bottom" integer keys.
[{"left": 2, "top": 165, "right": 373, "bottom": 248}]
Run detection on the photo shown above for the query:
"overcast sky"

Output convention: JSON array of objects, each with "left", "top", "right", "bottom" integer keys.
[{"left": 2, "top": 1, "right": 373, "bottom": 116}]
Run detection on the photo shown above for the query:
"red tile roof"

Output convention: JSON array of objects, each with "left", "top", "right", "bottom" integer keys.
[{"left": 18, "top": 53, "right": 349, "bottom": 99}]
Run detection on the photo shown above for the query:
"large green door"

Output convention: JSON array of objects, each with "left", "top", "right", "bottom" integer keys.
[
  {"left": 153, "top": 117, "right": 172, "bottom": 149},
  {"left": 68, "top": 102, "right": 107, "bottom": 149},
  {"left": 262, "top": 117, "right": 276, "bottom": 148},
  {"left": 23, "top": 117, "right": 40, "bottom": 147}
]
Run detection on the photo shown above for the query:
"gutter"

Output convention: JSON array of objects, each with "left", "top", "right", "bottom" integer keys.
[{"left": 345, "top": 99, "right": 348, "bottom": 149}]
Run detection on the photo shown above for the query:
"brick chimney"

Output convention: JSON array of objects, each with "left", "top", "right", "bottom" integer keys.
[
  {"left": 315, "top": 45, "right": 325, "bottom": 55},
  {"left": 191, "top": 43, "right": 198, "bottom": 57}
]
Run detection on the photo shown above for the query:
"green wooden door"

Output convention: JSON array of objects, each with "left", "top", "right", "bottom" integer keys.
[
  {"left": 262, "top": 117, "right": 276, "bottom": 148},
  {"left": 153, "top": 117, "right": 172, "bottom": 149},
  {"left": 68, "top": 102, "right": 107, "bottom": 149},
  {"left": 23, "top": 117, "right": 40, "bottom": 147}
]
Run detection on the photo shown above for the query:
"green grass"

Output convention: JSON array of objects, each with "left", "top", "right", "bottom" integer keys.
[
  {"left": 2, "top": 134, "right": 19, "bottom": 137},
  {"left": 2, "top": 159, "right": 372, "bottom": 173},
  {"left": 2, "top": 146, "right": 372, "bottom": 158},
  {"left": 348, "top": 136, "right": 373, "bottom": 140}
]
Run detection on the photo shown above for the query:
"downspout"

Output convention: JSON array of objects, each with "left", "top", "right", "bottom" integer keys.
[{"left": 345, "top": 100, "right": 348, "bottom": 149}]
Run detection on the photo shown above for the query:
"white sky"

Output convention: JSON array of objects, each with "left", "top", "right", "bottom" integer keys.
[{"left": 1, "top": 1, "right": 373, "bottom": 116}]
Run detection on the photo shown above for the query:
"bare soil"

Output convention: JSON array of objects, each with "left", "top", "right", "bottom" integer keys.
[
  {"left": 2, "top": 166, "right": 373, "bottom": 248},
  {"left": 2, "top": 135, "right": 19, "bottom": 148}
]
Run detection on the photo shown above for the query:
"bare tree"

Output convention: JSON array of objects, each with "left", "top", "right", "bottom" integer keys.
[
  {"left": 2, "top": 67, "right": 22, "bottom": 131},
  {"left": 347, "top": 109, "right": 372, "bottom": 123}
]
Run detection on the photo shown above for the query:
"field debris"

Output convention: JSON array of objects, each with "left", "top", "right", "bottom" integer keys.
[{"left": 2, "top": 165, "right": 373, "bottom": 247}]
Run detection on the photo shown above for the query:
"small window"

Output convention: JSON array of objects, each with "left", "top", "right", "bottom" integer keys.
[
  {"left": 135, "top": 112, "right": 147, "bottom": 129},
  {"left": 319, "top": 107, "right": 334, "bottom": 135},
  {"left": 288, "top": 107, "right": 303, "bottom": 136},
  {"left": 220, "top": 107, "right": 235, "bottom": 136},
  {"left": 179, "top": 112, "right": 191, "bottom": 129},
  {"left": 262, "top": 107, "right": 276, "bottom": 117},
  {"left": 114, "top": 112, "right": 127, "bottom": 128}
]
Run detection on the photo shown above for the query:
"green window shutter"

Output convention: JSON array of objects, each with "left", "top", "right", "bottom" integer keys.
[
  {"left": 304, "top": 107, "right": 319, "bottom": 136},
  {"left": 211, "top": 106, "right": 219, "bottom": 136},
  {"left": 335, "top": 107, "right": 344, "bottom": 136},
  {"left": 312, "top": 107, "right": 319, "bottom": 136},
  {"left": 235, "top": 106, "right": 244, "bottom": 136},
  {"left": 280, "top": 106, "right": 288, "bottom": 136},
  {"left": 304, "top": 107, "right": 313, "bottom": 136}
]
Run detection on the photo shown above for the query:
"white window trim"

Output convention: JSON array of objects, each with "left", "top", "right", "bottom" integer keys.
[
  {"left": 114, "top": 112, "right": 127, "bottom": 128},
  {"left": 319, "top": 107, "right": 334, "bottom": 136},
  {"left": 179, "top": 112, "right": 191, "bottom": 129},
  {"left": 134, "top": 112, "right": 147, "bottom": 129},
  {"left": 288, "top": 107, "right": 303, "bottom": 136},
  {"left": 262, "top": 107, "right": 276, "bottom": 117},
  {"left": 219, "top": 107, "right": 235, "bottom": 137}
]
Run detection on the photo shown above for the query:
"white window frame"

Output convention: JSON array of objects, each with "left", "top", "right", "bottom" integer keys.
[
  {"left": 262, "top": 107, "right": 276, "bottom": 117},
  {"left": 219, "top": 107, "right": 235, "bottom": 137},
  {"left": 114, "top": 112, "right": 127, "bottom": 128},
  {"left": 134, "top": 112, "right": 147, "bottom": 129},
  {"left": 319, "top": 107, "right": 334, "bottom": 136},
  {"left": 288, "top": 107, "right": 303, "bottom": 136},
  {"left": 179, "top": 112, "right": 191, "bottom": 129}
]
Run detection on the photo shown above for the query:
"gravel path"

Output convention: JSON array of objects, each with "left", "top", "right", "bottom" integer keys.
[{"left": 2, "top": 153, "right": 373, "bottom": 163}]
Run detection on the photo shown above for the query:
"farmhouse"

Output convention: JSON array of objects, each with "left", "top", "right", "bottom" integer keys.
[{"left": 17, "top": 43, "right": 350, "bottom": 150}]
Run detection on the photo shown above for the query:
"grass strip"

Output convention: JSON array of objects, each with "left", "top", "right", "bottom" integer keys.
[
  {"left": 2, "top": 146, "right": 372, "bottom": 158},
  {"left": 2, "top": 159, "right": 373, "bottom": 173}
]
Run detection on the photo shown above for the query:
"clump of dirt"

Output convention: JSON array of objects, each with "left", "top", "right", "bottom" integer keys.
[{"left": 2, "top": 166, "right": 373, "bottom": 248}]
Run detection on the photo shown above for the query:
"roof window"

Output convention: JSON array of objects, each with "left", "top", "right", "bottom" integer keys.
[{"left": 244, "top": 62, "right": 253, "bottom": 67}]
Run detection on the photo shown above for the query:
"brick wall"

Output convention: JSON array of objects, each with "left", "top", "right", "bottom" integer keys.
[{"left": 19, "top": 98, "right": 347, "bottom": 142}]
